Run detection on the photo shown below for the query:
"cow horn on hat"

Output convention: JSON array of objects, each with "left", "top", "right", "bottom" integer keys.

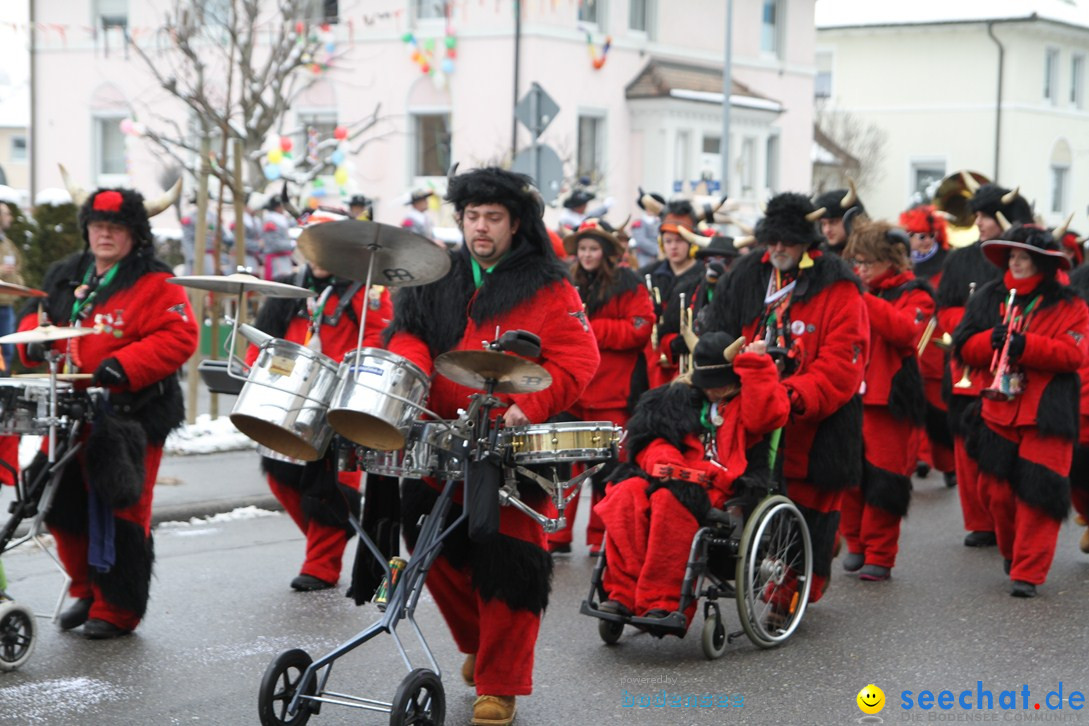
[
  {"left": 678, "top": 225, "right": 711, "bottom": 248},
  {"left": 995, "top": 210, "right": 1012, "bottom": 232},
  {"left": 805, "top": 206, "right": 827, "bottom": 222},
  {"left": 639, "top": 187, "right": 664, "bottom": 216},
  {"left": 733, "top": 235, "right": 756, "bottom": 249},
  {"left": 723, "top": 336, "right": 747, "bottom": 363},
  {"left": 616, "top": 214, "right": 632, "bottom": 233},
  {"left": 701, "top": 193, "right": 729, "bottom": 224},
  {"left": 840, "top": 178, "right": 858, "bottom": 208},
  {"left": 59, "top": 164, "right": 88, "bottom": 207},
  {"left": 280, "top": 181, "right": 302, "bottom": 219},
  {"left": 722, "top": 217, "right": 754, "bottom": 235},
  {"left": 1053, "top": 212, "right": 1074, "bottom": 241},
  {"left": 1001, "top": 186, "right": 1020, "bottom": 205},
  {"left": 144, "top": 177, "right": 183, "bottom": 218},
  {"left": 960, "top": 170, "right": 982, "bottom": 194}
]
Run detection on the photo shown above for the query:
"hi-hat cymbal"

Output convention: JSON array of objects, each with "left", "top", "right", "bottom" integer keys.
[
  {"left": 0, "top": 325, "right": 97, "bottom": 344},
  {"left": 167, "top": 273, "right": 315, "bottom": 298},
  {"left": 0, "top": 281, "right": 47, "bottom": 298},
  {"left": 434, "top": 349, "right": 552, "bottom": 394},
  {"left": 297, "top": 220, "right": 451, "bottom": 287}
]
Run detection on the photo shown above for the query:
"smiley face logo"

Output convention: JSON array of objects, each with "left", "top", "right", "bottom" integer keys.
[{"left": 856, "top": 684, "right": 885, "bottom": 715}]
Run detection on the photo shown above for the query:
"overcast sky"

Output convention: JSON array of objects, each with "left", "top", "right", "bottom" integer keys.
[{"left": 0, "top": 3, "right": 30, "bottom": 86}]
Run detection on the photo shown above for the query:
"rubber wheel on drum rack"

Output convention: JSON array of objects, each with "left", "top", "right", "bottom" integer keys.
[
  {"left": 701, "top": 612, "right": 727, "bottom": 660},
  {"left": 0, "top": 601, "right": 36, "bottom": 671},
  {"left": 734, "top": 495, "right": 812, "bottom": 648},
  {"left": 598, "top": 618, "right": 624, "bottom": 645},
  {"left": 258, "top": 648, "right": 315, "bottom": 726},
  {"left": 390, "top": 668, "right": 445, "bottom": 726}
]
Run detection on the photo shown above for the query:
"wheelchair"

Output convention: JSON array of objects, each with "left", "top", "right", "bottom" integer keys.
[{"left": 579, "top": 480, "right": 813, "bottom": 659}]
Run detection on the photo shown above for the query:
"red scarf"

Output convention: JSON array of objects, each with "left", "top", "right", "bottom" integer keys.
[
  {"left": 1003, "top": 270, "right": 1044, "bottom": 296},
  {"left": 869, "top": 269, "right": 914, "bottom": 292}
]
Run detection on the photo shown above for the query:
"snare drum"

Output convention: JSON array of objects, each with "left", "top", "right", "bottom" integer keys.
[
  {"left": 326, "top": 348, "right": 430, "bottom": 451},
  {"left": 0, "top": 379, "right": 74, "bottom": 435},
  {"left": 500, "top": 421, "right": 621, "bottom": 464},
  {"left": 230, "top": 338, "right": 340, "bottom": 462},
  {"left": 363, "top": 421, "right": 464, "bottom": 480}
]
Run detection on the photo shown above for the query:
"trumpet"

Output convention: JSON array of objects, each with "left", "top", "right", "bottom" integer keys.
[
  {"left": 953, "top": 282, "right": 978, "bottom": 389},
  {"left": 678, "top": 292, "right": 697, "bottom": 377},
  {"left": 981, "top": 288, "right": 1025, "bottom": 401},
  {"left": 644, "top": 274, "right": 662, "bottom": 351}
]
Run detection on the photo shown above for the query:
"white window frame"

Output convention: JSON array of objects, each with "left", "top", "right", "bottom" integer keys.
[
  {"left": 673, "top": 129, "right": 690, "bottom": 192},
  {"left": 414, "top": 0, "right": 446, "bottom": 25},
  {"left": 93, "top": 113, "right": 128, "bottom": 185},
  {"left": 579, "top": 0, "right": 606, "bottom": 32},
  {"left": 1045, "top": 47, "right": 1060, "bottom": 104},
  {"left": 760, "top": 0, "right": 783, "bottom": 58},
  {"left": 1050, "top": 164, "right": 1069, "bottom": 214},
  {"left": 909, "top": 158, "right": 947, "bottom": 203},
  {"left": 765, "top": 133, "right": 780, "bottom": 194},
  {"left": 629, "top": 0, "right": 655, "bottom": 39},
  {"left": 576, "top": 111, "right": 607, "bottom": 185},
  {"left": 815, "top": 50, "right": 833, "bottom": 99},
  {"left": 410, "top": 110, "right": 451, "bottom": 179},
  {"left": 1072, "top": 53, "right": 1085, "bottom": 109},
  {"left": 10, "top": 136, "right": 27, "bottom": 163}
]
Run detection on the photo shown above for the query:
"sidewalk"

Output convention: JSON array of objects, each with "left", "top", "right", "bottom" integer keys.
[{"left": 153, "top": 448, "right": 280, "bottom": 525}]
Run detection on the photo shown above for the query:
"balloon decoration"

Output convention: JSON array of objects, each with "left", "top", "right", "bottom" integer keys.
[
  {"left": 292, "top": 21, "right": 336, "bottom": 75},
  {"left": 118, "top": 118, "right": 146, "bottom": 136},
  {"left": 401, "top": 28, "right": 457, "bottom": 88},
  {"left": 584, "top": 30, "right": 612, "bottom": 70}
]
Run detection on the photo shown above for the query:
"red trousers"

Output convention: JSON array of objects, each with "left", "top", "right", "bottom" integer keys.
[
  {"left": 51, "top": 445, "right": 163, "bottom": 631},
  {"left": 595, "top": 480, "right": 700, "bottom": 624},
  {"left": 788, "top": 480, "right": 843, "bottom": 604},
  {"left": 268, "top": 470, "right": 361, "bottom": 585},
  {"left": 978, "top": 424, "right": 1068, "bottom": 585},
  {"left": 0, "top": 434, "right": 18, "bottom": 486},
  {"left": 955, "top": 435, "right": 993, "bottom": 532},
  {"left": 840, "top": 488, "right": 901, "bottom": 568}
]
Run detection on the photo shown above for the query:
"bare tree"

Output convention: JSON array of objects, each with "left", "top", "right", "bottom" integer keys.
[
  {"left": 126, "top": 0, "right": 387, "bottom": 200},
  {"left": 814, "top": 101, "right": 888, "bottom": 193}
]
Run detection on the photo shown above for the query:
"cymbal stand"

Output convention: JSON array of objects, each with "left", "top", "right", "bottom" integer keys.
[{"left": 500, "top": 462, "right": 605, "bottom": 533}]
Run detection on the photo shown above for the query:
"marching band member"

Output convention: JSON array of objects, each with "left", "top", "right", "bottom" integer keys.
[
  {"left": 952, "top": 223, "right": 1088, "bottom": 597},
  {"left": 18, "top": 181, "right": 197, "bottom": 638},
  {"left": 384, "top": 167, "right": 599, "bottom": 726},
  {"left": 705, "top": 192, "right": 869, "bottom": 602},
  {"left": 679, "top": 227, "right": 743, "bottom": 335},
  {"left": 900, "top": 204, "right": 955, "bottom": 485},
  {"left": 841, "top": 221, "right": 933, "bottom": 581},
  {"left": 815, "top": 181, "right": 865, "bottom": 255},
  {"left": 638, "top": 200, "right": 704, "bottom": 389},
  {"left": 249, "top": 218, "right": 392, "bottom": 591},
  {"left": 939, "top": 183, "right": 1033, "bottom": 548},
  {"left": 595, "top": 332, "right": 789, "bottom": 627},
  {"left": 546, "top": 218, "right": 654, "bottom": 556},
  {"left": 1066, "top": 263, "right": 1089, "bottom": 554}
]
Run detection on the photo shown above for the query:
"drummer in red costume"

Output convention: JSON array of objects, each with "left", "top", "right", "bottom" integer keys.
[
  {"left": 249, "top": 226, "right": 392, "bottom": 591},
  {"left": 704, "top": 192, "right": 869, "bottom": 602},
  {"left": 595, "top": 332, "right": 789, "bottom": 626},
  {"left": 546, "top": 217, "right": 653, "bottom": 556},
  {"left": 953, "top": 223, "right": 1088, "bottom": 597},
  {"left": 384, "top": 166, "right": 598, "bottom": 726},
  {"left": 840, "top": 221, "right": 933, "bottom": 581},
  {"left": 900, "top": 204, "right": 956, "bottom": 487},
  {"left": 17, "top": 181, "right": 197, "bottom": 638}
]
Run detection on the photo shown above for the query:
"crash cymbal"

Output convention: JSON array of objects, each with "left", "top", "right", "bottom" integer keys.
[
  {"left": 167, "top": 273, "right": 315, "bottom": 298},
  {"left": 14, "top": 372, "right": 93, "bottom": 381},
  {"left": 434, "top": 349, "right": 552, "bottom": 394},
  {"left": 0, "top": 281, "right": 47, "bottom": 298},
  {"left": 0, "top": 325, "right": 97, "bottom": 344},
  {"left": 297, "top": 219, "right": 451, "bottom": 287}
]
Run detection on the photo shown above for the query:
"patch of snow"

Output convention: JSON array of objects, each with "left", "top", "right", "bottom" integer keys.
[
  {"left": 0, "top": 677, "right": 127, "bottom": 722},
  {"left": 163, "top": 414, "right": 257, "bottom": 456},
  {"left": 157, "top": 505, "right": 280, "bottom": 528}
]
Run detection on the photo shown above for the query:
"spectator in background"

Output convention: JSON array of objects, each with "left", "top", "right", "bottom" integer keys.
[
  {"left": 0, "top": 202, "right": 26, "bottom": 372},
  {"left": 401, "top": 188, "right": 436, "bottom": 242},
  {"left": 348, "top": 194, "right": 374, "bottom": 221},
  {"left": 261, "top": 197, "right": 296, "bottom": 280}
]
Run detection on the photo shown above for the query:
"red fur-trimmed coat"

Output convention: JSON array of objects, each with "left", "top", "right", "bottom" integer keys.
[{"left": 571, "top": 268, "right": 654, "bottom": 413}]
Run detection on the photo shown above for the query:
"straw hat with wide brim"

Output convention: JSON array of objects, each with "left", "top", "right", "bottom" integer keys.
[
  {"left": 562, "top": 218, "right": 625, "bottom": 257},
  {"left": 981, "top": 237, "right": 1070, "bottom": 271}
]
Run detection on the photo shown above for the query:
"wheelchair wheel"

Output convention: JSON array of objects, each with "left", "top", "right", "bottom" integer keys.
[
  {"left": 735, "top": 495, "right": 812, "bottom": 648},
  {"left": 258, "top": 649, "right": 315, "bottom": 726},
  {"left": 390, "top": 668, "right": 445, "bottom": 726},
  {"left": 0, "top": 601, "right": 36, "bottom": 671},
  {"left": 598, "top": 618, "right": 624, "bottom": 645},
  {"left": 700, "top": 612, "right": 727, "bottom": 660}
]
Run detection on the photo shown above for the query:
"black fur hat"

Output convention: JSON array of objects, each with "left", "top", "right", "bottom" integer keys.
[
  {"left": 446, "top": 166, "right": 552, "bottom": 257},
  {"left": 969, "top": 184, "right": 1033, "bottom": 225},
  {"left": 756, "top": 192, "right": 822, "bottom": 249},
  {"left": 78, "top": 188, "right": 154, "bottom": 247},
  {"left": 814, "top": 188, "right": 864, "bottom": 219}
]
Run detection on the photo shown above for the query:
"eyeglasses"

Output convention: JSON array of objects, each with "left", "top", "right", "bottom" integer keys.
[{"left": 853, "top": 259, "right": 879, "bottom": 268}]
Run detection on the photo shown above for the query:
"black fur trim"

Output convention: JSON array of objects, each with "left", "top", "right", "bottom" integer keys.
[
  {"left": 38, "top": 451, "right": 88, "bottom": 534},
  {"left": 644, "top": 479, "right": 711, "bottom": 523},
  {"left": 1037, "top": 373, "right": 1080, "bottom": 442},
  {"left": 606, "top": 461, "right": 649, "bottom": 485},
  {"left": 297, "top": 455, "right": 360, "bottom": 533},
  {"left": 935, "top": 242, "right": 999, "bottom": 311},
  {"left": 888, "top": 356, "right": 927, "bottom": 425},
  {"left": 862, "top": 460, "right": 911, "bottom": 517},
  {"left": 925, "top": 400, "right": 954, "bottom": 449},
  {"left": 1070, "top": 444, "right": 1089, "bottom": 494},
  {"left": 135, "top": 377, "right": 186, "bottom": 444},
  {"left": 470, "top": 534, "right": 553, "bottom": 614},
  {"left": 947, "top": 394, "right": 978, "bottom": 440},
  {"left": 383, "top": 245, "right": 567, "bottom": 358},
  {"left": 962, "top": 398, "right": 987, "bottom": 461},
  {"left": 791, "top": 501, "right": 840, "bottom": 579},
  {"left": 624, "top": 382, "right": 705, "bottom": 462},
  {"left": 878, "top": 276, "right": 934, "bottom": 305},
  {"left": 260, "top": 456, "right": 304, "bottom": 489},
  {"left": 400, "top": 478, "right": 470, "bottom": 569},
  {"left": 92, "top": 520, "right": 154, "bottom": 618},
  {"left": 975, "top": 424, "right": 1019, "bottom": 481},
  {"left": 805, "top": 394, "right": 863, "bottom": 490},
  {"left": 1070, "top": 264, "right": 1089, "bottom": 300},
  {"left": 655, "top": 265, "right": 705, "bottom": 339},
  {"left": 85, "top": 411, "right": 147, "bottom": 510},
  {"left": 1012, "top": 457, "right": 1070, "bottom": 521},
  {"left": 579, "top": 267, "right": 643, "bottom": 318}
]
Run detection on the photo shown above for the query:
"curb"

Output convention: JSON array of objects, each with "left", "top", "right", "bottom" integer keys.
[{"left": 151, "top": 494, "right": 284, "bottom": 526}]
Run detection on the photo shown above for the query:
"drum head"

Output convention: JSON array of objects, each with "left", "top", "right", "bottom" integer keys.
[
  {"left": 326, "top": 409, "right": 407, "bottom": 451},
  {"left": 229, "top": 414, "right": 328, "bottom": 461}
]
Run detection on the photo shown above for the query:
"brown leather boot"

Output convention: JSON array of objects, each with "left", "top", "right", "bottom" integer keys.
[
  {"left": 471, "top": 695, "right": 517, "bottom": 726},
  {"left": 461, "top": 653, "right": 476, "bottom": 687}
]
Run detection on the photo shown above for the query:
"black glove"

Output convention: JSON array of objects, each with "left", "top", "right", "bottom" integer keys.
[
  {"left": 990, "top": 324, "right": 1008, "bottom": 351},
  {"left": 668, "top": 335, "right": 689, "bottom": 362},
  {"left": 1006, "top": 332, "right": 1026, "bottom": 362},
  {"left": 25, "top": 341, "right": 47, "bottom": 363},
  {"left": 92, "top": 357, "right": 128, "bottom": 387}
]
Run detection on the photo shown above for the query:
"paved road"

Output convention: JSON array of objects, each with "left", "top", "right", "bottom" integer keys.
[{"left": 2, "top": 469, "right": 1089, "bottom": 725}]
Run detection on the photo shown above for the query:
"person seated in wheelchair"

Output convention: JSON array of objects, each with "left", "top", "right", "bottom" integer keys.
[{"left": 594, "top": 330, "right": 790, "bottom": 630}]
